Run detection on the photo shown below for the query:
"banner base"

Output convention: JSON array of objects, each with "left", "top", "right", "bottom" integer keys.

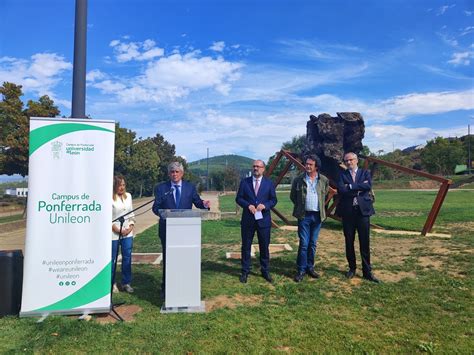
[{"left": 20, "top": 305, "right": 111, "bottom": 318}]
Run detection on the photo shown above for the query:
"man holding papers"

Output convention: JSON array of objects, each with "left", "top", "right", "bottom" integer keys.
[{"left": 236, "top": 160, "right": 277, "bottom": 284}]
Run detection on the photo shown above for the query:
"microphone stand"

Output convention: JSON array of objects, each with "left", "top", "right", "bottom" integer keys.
[{"left": 109, "top": 198, "right": 155, "bottom": 321}]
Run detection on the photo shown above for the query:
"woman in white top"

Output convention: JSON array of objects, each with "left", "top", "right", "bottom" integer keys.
[{"left": 112, "top": 175, "right": 136, "bottom": 293}]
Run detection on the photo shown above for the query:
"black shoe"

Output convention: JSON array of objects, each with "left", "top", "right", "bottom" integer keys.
[
  {"left": 294, "top": 272, "right": 305, "bottom": 282},
  {"left": 307, "top": 269, "right": 320, "bottom": 279},
  {"left": 363, "top": 274, "right": 380, "bottom": 283},
  {"left": 239, "top": 273, "right": 248, "bottom": 283},
  {"left": 345, "top": 269, "right": 356, "bottom": 279},
  {"left": 262, "top": 272, "right": 273, "bottom": 283}
]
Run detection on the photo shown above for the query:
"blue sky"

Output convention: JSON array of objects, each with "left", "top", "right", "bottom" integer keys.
[{"left": 1, "top": 0, "right": 473, "bottom": 162}]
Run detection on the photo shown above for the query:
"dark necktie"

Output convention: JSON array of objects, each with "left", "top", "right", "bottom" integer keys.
[{"left": 174, "top": 185, "right": 181, "bottom": 208}]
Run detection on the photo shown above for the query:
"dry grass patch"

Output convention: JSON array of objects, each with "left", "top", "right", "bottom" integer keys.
[
  {"left": 443, "top": 222, "right": 474, "bottom": 233},
  {"left": 206, "top": 294, "right": 263, "bottom": 312},
  {"left": 376, "top": 211, "right": 424, "bottom": 217},
  {"left": 94, "top": 304, "right": 142, "bottom": 324},
  {"left": 274, "top": 346, "right": 291, "bottom": 352},
  {"left": 376, "top": 270, "right": 416, "bottom": 282},
  {"left": 409, "top": 180, "right": 440, "bottom": 189}
]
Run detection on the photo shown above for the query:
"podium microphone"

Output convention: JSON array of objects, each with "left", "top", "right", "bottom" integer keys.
[{"left": 159, "top": 187, "right": 174, "bottom": 203}]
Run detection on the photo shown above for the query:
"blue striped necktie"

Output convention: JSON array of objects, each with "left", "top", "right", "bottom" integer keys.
[{"left": 174, "top": 185, "right": 181, "bottom": 208}]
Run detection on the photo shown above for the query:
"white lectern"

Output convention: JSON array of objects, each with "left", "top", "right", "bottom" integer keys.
[{"left": 159, "top": 209, "right": 206, "bottom": 313}]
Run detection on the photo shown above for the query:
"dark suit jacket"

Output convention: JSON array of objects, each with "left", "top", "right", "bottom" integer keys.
[
  {"left": 236, "top": 176, "right": 277, "bottom": 228},
  {"left": 152, "top": 180, "right": 206, "bottom": 217},
  {"left": 336, "top": 168, "right": 375, "bottom": 217}
]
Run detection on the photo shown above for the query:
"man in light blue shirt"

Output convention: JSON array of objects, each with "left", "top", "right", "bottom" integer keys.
[{"left": 290, "top": 154, "right": 329, "bottom": 282}]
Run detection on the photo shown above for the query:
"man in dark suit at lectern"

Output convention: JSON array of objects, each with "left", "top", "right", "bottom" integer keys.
[
  {"left": 152, "top": 161, "right": 210, "bottom": 295},
  {"left": 236, "top": 159, "right": 277, "bottom": 284},
  {"left": 337, "top": 152, "right": 379, "bottom": 283}
]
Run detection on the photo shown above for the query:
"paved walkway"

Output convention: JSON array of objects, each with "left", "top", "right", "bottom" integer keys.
[{"left": 0, "top": 192, "right": 221, "bottom": 252}]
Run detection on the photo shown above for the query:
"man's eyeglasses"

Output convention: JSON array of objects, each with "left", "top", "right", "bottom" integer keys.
[
  {"left": 344, "top": 158, "right": 355, "bottom": 163},
  {"left": 253, "top": 165, "right": 264, "bottom": 168}
]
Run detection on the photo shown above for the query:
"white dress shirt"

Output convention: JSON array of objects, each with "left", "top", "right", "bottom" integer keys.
[{"left": 112, "top": 192, "right": 135, "bottom": 240}]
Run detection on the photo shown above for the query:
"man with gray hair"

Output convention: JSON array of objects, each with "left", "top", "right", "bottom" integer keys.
[
  {"left": 152, "top": 161, "right": 211, "bottom": 295},
  {"left": 337, "top": 152, "right": 379, "bottom": 283}
]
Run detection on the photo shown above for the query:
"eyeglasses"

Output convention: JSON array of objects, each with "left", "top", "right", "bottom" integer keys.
[
  {"left": 253, "top": 165, "right": 264, "bottom": 168},
  {"left": 344, "top": 158, "right": 355, "bottom": 163}
]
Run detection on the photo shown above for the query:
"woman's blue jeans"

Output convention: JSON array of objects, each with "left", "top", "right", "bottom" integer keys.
[
  {"left": 297, "top": 212, "right": 322, "bottom": 273},
  {"left": 112, "top": 236, "right": 133, "bottom": 285}
]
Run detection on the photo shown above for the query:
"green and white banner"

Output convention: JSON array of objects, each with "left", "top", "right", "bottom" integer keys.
[{"left": 20, "top": 118, "right": 115, "bottom": 317}]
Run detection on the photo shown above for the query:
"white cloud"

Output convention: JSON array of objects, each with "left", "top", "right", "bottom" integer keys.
[
  {"left": 420, "top": 64, "right": 473, "bottom": 80},
  {"left": 109, "top": 39, "right": 120, "bottom": 47},
  {"left": 365, "top": 124, "right": 468, "bottom": 152},
  {"left": 0, "top": 53, "right": 71, "bottom": 96},
  {"left": 209, "top": 41, "right": 225, "bottom": 52},
  {"left": 465, "top": 10, "right": 473, "bottom": 16},
  {"left": 300, "top": 90, "right": 474, "bottom": 124},
  {"left": 460, "top": 26, "right": 474, "bottom": 36},
  {"left": 277, "top": 39, "right": 363, "bottom": 60},
  {"left": 91, "top": 50, "right": 243, "bottom": 103},
  {"left": 86, "top": 69, "right": 106, "bottom": 82},
  {"left": 145, "top": 109, "right": 308, "bottom": 161},
  {"left": 437, "top": 32, "right": 458, "bottom": 47},
  {"left": 142, "top": 52, "right": 242, "bottom": 92},
  {"left": 93, "top": 80, "right": 127, "bottom": 93},
  {"left": 448, "top": 51, "right": 474, "bottom": 66},
  {"left": 227, "top": 62, "right": 369, "bottom": 104},
  {"left": 377, "top": 90, "right": 474, "bottom": 119},
  {"left": 109, "top": 39, "right": 164, "bottom": 62},
  {"left": 437, "top": 4, "right": 455, "bottom": 16}
]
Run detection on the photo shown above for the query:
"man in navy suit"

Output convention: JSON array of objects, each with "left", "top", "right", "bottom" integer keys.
[
  {"left": 236, "top": 160, "right": 277, "bottom": 283},
  {"left": 152, "top": 161, "right": 210, "bottom": 293},
  {"left": 337, "top": 152, "right": 379, "bottom": 283}
]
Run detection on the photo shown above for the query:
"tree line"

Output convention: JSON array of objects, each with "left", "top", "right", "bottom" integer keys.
[{"left": 0, "top": 82, "right": 192, "bottom": 197}]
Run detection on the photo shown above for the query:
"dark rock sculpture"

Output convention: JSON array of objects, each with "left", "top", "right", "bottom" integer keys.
[{"left": 304, "top": 112, "right": 365, "bottom": 183}]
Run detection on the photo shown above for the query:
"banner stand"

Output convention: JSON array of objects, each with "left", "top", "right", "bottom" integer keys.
[{"left": 20, "top": 118, "right": 115, "bottom": 318}]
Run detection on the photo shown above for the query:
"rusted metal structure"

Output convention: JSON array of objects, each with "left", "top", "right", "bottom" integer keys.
[
  {"left": 266, "top": 149, "right": 452, "bottom": 235},
  {"left": 265, "top": 150, "right": 338, "bottom": 228},
  {"left": 361, "top": 155, "right": 452, "bottom": 235}
]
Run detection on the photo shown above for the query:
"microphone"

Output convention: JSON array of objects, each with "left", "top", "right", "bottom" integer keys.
[
  {"left": 157, "top": 187, "right": 174, "bottom": 204},
  {"left": 164, "top": 187, "right": 175, "bottom": 196}
]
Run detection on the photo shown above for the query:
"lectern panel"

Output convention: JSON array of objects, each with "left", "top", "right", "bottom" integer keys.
[
  {"left": 165, "top": 247, "right": 201, "bottom": 308},
  {"left": 164, "top": 216, "right": 202, "bottom": 310}
]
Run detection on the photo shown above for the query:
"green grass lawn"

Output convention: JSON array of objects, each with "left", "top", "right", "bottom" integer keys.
[
  {"left": 219, "top": 189, "right": 474, "bottom": 232},
  {"left": 0, "top": 190, "right": 472, "bottom": 352},
  {"left": 0, "top": 214, "right": 23, "bottom": 224}
]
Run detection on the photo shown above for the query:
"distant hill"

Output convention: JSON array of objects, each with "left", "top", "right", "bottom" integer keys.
[{"left": 188, "top": 154, "right": 254, "bottom": 176}]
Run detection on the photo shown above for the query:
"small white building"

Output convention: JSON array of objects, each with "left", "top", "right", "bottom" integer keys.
[{"left": 5, "top": 187, "right": 28, "bottom": 197}]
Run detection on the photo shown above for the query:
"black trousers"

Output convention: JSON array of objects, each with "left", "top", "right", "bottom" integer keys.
[
  {"left": 241, "top": 222, "right": 270, "bottom": 275},
  {"left": 342, "top": 206, "right": 371, "bottom": 276}
]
